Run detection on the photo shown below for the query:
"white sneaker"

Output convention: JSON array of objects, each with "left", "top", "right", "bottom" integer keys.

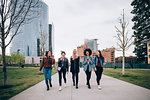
[
  {"left": 59, "top": 87, "right": 62, "bottom": 91},
  {"left": 64, "top": 83, "right": 67, "bottom": 88},
  {"left": 98, "top": 85, "right": 102, "bottom": 90}
]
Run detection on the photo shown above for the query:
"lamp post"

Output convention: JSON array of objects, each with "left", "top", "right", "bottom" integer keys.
[{"left": 17, "top": 49, "right": 21, "bottom": 67}]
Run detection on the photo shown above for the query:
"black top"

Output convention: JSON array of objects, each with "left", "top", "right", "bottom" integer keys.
[
  {"left": 58, "top": 57, "right": 69, "bottom": 71},
  {"left": 70, "top": 56, "right": 80, "bottom": 73}
]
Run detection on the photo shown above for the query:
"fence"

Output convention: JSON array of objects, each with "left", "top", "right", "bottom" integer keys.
[{"left": 103, "top": 63, "right": 150, "bottom": 69}]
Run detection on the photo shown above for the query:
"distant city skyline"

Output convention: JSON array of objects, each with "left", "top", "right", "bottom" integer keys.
[{"left": 6, "top": 0, "right": 135, "bottom": 61}]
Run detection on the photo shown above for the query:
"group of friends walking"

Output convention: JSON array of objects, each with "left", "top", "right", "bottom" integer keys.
[{"left": 39, "top": 48, "right": 105, "bottom": 91}]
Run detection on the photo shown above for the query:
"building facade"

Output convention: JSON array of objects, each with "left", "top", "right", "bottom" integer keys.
[
  {"left": 49, "top": 24, "right": 54, "bottom": 55},
  {"left": 84, "top": 39, "right": 98, "bottom": 52},
  {"left": 77, "top": 45, "right": 88, "bottom": 62},
  {"left": 147, "top": 40, "right": 150, "bottom": 64},
  {"left": 101, "top": 48, "right": 115, "bottom": 63},
  {"left": 10, "top": 0, "right": 49, "bottom": 57}
]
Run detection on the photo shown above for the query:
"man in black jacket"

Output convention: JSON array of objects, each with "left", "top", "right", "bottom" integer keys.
[{"left": 58, "top": 51, "right": 69, "bottom": 91}]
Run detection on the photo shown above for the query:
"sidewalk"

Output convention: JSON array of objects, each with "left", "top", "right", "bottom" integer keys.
[{"left": 10, "top": 68, "right": 150, "bottom": 100}]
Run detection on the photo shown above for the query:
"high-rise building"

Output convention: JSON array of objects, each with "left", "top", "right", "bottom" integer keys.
[
  {"left": 49, "top": 24, "right": 54, "bottom": 55},
  {"left": 84, "top": 39, "right": 98, "bottom": 52},
  {"left": 10, "top": 0, "right": 49, "bottom": 57}
]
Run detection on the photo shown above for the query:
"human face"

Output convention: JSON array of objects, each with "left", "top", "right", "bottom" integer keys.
[
  {"left": 61, "top": 53, "right": 65, "bottom": 58},
  {"left": 73, "top": 49, "right": 77, "bottom": 55},
  {"left": 86, "top": 51, "right": 89, "bottom": 56},
  {"left": 97, "top": 51, "right": 100, "bottom": 56},
  {"left": 48, "top": 51, "right": 51, "bottom": 57}
]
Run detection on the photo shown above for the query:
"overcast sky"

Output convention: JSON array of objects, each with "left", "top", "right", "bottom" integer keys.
[
  {"left": 6, "top": 0, "right": 135, "bottom": 60},
  {"left": 42, "top": 0, "right": 135, "bottom": 60}
]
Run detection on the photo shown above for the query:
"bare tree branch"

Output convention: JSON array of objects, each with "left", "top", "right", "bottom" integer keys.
[{"left": 114, "top": 9, "right": 133, "bottom": 75}]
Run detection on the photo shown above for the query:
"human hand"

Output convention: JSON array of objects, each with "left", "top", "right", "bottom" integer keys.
[
  {"left": 94, "top": 68, "right": 97, "bottom": 71},
  {"left": 60, "top": 57, "right": 63, "bottom": 60}
]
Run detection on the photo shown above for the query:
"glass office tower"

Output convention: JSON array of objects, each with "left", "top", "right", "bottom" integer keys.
[
  {"left": 10, "top": 0, "right": 49, "bottom": 56},
  {"left": 84, "top": 39, "right": 98, "bottom": 52}
]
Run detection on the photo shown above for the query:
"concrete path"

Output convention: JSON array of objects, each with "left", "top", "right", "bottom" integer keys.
[{"left": 10, "top": 68, "right": 150, "bottom": 100}]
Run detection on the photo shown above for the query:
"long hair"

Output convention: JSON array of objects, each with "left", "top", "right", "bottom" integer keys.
[
  {"left": 72, "top": 49, "right": 78, "bottom": 59},
  {"left": 45, "top": 51, "right": 52, "bottom": 64},
  {"left": 97, "top": 50, "right": 104, "bottom": 59}
]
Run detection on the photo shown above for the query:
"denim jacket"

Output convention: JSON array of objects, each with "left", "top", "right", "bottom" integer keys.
[
  {"left": 82, "top": 56, "right": 95, "bottom": 72},
  {"left": 93, "top": 56, "right": 105, "bottom": 68}
]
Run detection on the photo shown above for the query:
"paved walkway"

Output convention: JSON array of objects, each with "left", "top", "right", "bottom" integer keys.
[{"left": 10, "top": 68, "right": 150, "bottom": 100}]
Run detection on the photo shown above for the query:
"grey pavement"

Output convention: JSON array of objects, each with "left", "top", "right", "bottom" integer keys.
[{"left": 10, "top": 68, "right": 150, "bottom": 100}]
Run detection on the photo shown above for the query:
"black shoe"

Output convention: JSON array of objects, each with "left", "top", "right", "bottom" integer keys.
[
  {"left": 76, "top": 85, "right": 78, "bottom": 89},
  {"left": 73, "top": 83, "right": 75, "bottom": 86},
  {"left": 50, "top": 83, "right": 52, "bottom": 87},
  {"left": 88, "top": 84, "right": 91, "bottom": 89},
  {"left": 47, "top": 87, "right": 49, "bottom": 91}
]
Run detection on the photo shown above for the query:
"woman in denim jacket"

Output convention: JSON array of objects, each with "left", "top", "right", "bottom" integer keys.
[{"left": 82, "top": 48, "right": 96, "bottom": 89}]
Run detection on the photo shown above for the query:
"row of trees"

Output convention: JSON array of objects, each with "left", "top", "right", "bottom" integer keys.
[{"left": 0, "top": 52, "right": 25, "bottom": 64}]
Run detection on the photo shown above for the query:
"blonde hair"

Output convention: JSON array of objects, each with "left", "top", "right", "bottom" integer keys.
[{"left": 72, "top": 49, "right": 78, "bottom": 60}]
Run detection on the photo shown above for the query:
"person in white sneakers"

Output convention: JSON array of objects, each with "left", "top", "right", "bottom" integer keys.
[
  {"left": 57, "top": 51, "right": 69, "bottom": 91},
  {"left": 93, "top": 50, "right": 105, "bottom": 90}
]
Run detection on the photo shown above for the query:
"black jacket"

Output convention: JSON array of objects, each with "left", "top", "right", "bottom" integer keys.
[
  {"left": 58, "top": 57, "right": 69, "bottom": 71},
  {"left": 70, "top": 56, "right": 80, "bottom": 73}
]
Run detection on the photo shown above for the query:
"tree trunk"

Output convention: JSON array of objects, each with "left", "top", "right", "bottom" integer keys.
[
  {"left": 2, "top": 50, "right": 7, "bottom": 86},
  {"left": 122, "top": 11, "right": 125, "bottom": 75},
  {"left": 122, "top": 51, "right": 125, "bottom": 75},
  {"left": 1, "top": 4, "right": 7, "bottom": 86},
  {"left": 2, "top": 33, "right": 7, "bottom": 86}
]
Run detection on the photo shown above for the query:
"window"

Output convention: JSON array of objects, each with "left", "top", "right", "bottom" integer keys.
[{"left": 32, "top": 58, "right": 34, "bottom": 64}]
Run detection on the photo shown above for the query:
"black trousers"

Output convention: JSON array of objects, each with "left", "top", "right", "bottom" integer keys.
[
  {"left": 85, "top": 69, "right": 91, "bottom": 85},
  {"left": 58, "top": 69, "right": 66, "bottom": 86},
  {"left": 72, "top": 72, "right": 79, "bottom": 85},
  {"left": 95, "top": 67, "right": 103, "bottom": 85}
]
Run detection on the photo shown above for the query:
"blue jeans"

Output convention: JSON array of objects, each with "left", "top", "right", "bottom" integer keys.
[{"left": 43, "top": 68, "right": 52, "bottom": 87}]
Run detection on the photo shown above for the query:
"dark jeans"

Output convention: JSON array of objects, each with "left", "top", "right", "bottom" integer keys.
[
  {"left": 43, "top": 68, "right": 52, "bottom": 87},
  {"left": 95, "top": 67, "right": 103, "bottom": 85},
  {"left": 85, "top": 69, "right": 91, "bottom": 85},
  {"left": 58, "top": 69, "right": 66, "bottom": 86},
  {"left": 72, "top": 72, "right": 79, "bottom": 85}
]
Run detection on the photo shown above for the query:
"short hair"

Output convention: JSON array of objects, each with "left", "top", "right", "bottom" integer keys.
[
  {"left": 61, "top": 51, "right": 66, "bottom": 55},
  {"left": 84, "top": 48, "right": 92, "bottom": 56}
]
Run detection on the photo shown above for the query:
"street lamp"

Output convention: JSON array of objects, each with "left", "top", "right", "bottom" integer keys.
[{"left": 17, "top": 49, "right": 21, "bottom": 67}]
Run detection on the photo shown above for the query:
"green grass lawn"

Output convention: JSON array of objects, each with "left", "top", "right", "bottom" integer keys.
[
  {"left": 0, "top": 68, "right": 57, "bottom": 100},
  {"left": 103, "top": 69, "right": 150, "bottom": 89}
]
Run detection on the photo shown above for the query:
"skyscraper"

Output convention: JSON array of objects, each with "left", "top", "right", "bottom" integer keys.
[
  {"left": 84, "top": 39, "right": 98, "bottom": 52},
  {"left": 10, "top": 0, "right": 49, "bottom": 57},
  {"left": 49, "top": 24, "right": 54, "bottom": 55}
]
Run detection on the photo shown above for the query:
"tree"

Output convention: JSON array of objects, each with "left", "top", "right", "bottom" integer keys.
[
  {"left": 11, "top": 52, "right": 25, "bottom": 64},
  {"left": 0, "top": 0, "right": 39, "bottom": 86},
  {"left": 114, "top": 9, "right": 133, "bottom": 75},
  {"left": 39, "top": 22, "right": 47, "bottom": 56},
  {"left": 131, "top": 0, "right": 150, "bottom": 63}
]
